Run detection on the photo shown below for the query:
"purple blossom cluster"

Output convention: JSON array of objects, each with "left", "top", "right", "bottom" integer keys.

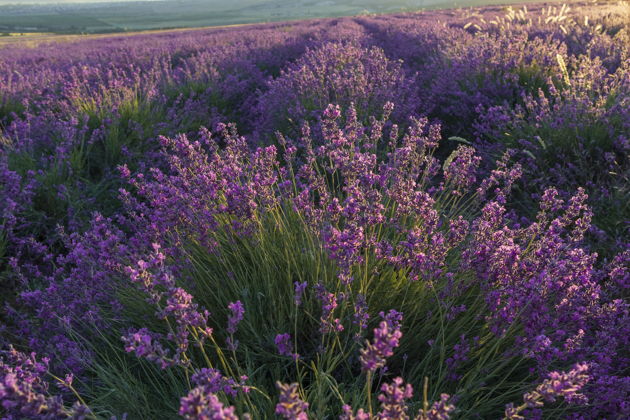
[
  {"left": 274, "top": 333, "right": 298, "bottom": 360},
  {"left": 256, "top": 42, "right": 417, "bottom": 139},
  {"left": 341, "top": 377, "right": 455, "bottom": 420},
  {"left": 179, "top": 392, "right": 239, "bottom": 420},
  {"left": 275, "top": 382, "right": 309, "bottom": 420},
  {"left": 504, "top": 363, "right": 590, "bottom": 420},
  {"left": 0, "top": 347, "right": 88, "bottom": 419},
  {"left": 121, "top": 244, "right": 214, "bottom": 369},
  {"left": 360, "top": 320, "right": 403, "bottom": 372},
  {"left": 0, "top": 1, "right": 628, "bottom": 418}
]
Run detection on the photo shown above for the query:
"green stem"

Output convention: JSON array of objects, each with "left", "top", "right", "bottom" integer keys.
[
  {"left": 48, "top": 372, "right": 97, "bottom": 420},
  {"left": 367, "top": 371, "right": 373, "bottom": 417}
]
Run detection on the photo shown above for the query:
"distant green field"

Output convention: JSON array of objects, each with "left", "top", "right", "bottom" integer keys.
[
  {"left": 0, "top": 0, "right": 549, "bottom": 34},
  {"left": 0, "top": 14, "right": 115, "bottom": 32}
]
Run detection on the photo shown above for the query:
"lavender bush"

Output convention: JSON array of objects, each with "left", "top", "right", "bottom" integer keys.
[
  {"left": 255, "top": 42, "right": 418, "bottom": 140},
  {"left": 0, "top": 1, "right": 628, "bottom": 418}
]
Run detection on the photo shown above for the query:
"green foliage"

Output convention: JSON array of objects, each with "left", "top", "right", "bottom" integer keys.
[
  {"left": 74, "top": 88, "right": 164, "bottom": 179},
  {"left": 71, "top": 202, "right": 539, "bottom": 419},
  {"left": 0, "top": 95, "right": 25, "bottom": 124}
]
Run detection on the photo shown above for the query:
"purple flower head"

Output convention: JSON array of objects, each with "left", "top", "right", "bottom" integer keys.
[
  {"left": 191, "top": 368, "right": 243, "bottom": 398},
  {"left": 505, "top": 363, "right": 590, "bottom": 419},
  {"left": 122, "top": 328, "right": 173, "bottom": 369},
  {"left": 324, "top": 104, "right": 342, "bottom": 120},
  {"left": 275, "top": 382, "right": 309, "bottom": 420},
  {"left": 445, "top": 335, "right": 472, "bottom": 381},
  {"left": 0, "top": 346, "right": 89, "bottom": 418},
  {"left": 294, "top": 281, "right": 308, "bottom": 306},
  {"left": 377, "top": 377, "right": 413, "bottom": 419},
  {"left": 227, "top": 301, "right": 245, "bottom": 335},
  {"left": 315, "top": 284, "right": 344, "bottom": 334},
  {"left": 275, "top": 333, "right": 299, "bottom": 360},
  {"left": 340, "top": 404, "right": 370, "bottom": 420},
  {"left": 179, "top": 389, "right": 239, "bottom": 420},
  {"left": 503, "top": 403, "right": 523, "bottom": 420},
  {"left": 360, "top": 319, "right": 403, "bottom": 372},
  {"left": 419, "top": 393, "right": 455, "bottom": 420},
  {"left": 323, "top": 224, "right": 365, "bottom": 283},
  {"left": 353, "top": 294, "right": 370, "bottom": 333},
  {"left": 380, "top": 309, "right": 403, "bottom": 330},
  {"left": 537, "top": 363, "right": 590, "bottom": 404},
  {"left": 56, "top": 373, "right": 74, "bottom": 392},
  {"left": 443, "top": 145, "right": 481, "bottom": 193}
]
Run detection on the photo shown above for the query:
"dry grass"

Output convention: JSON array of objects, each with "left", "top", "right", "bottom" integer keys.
[{"left": 0, "top": 23, "right": 248, "bottom": 48}]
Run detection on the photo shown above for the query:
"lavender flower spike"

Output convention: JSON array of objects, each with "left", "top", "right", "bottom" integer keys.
[
  {"left": 276, "top": 382, "right": 309, "bottom": 420},
  {"left": 360, "top": 319, "right": 403, "bottom": 372}
]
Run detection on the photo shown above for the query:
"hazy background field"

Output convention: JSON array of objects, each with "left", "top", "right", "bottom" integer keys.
[{"left": 0, "top": 0, "right": 555, "bottom": 34}]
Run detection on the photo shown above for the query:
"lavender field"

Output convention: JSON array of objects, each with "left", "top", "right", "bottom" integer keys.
[{"left": 0, "top": 1, "right": 629, "bottom": 418}]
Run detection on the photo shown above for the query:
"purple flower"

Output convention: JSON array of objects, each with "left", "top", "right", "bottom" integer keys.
[
  {"left": 179, "top": 389, "right": 239, "bottom": 420},
  {"left": 190, "top": 368, "right": 244, "bottom": 398},
  {"left": 227, "top": 301, "right": 245, "bottom": 335},
  {"left": 122, "top": 328, "right": 173, "bottom": 369},
  {"left": 445, "top": 335, "right": 473, "bottom": 381},
  {"left": 340, "top": 404, "right": 371, "bottom": 420},
  {"left": 0, "top": 346, "right": 89, "bottom": 418},
  {"left": 419, "top": 394, "right": 455, "bottom": 420},
  {"left": 443, "top": 145, "right": 481, "bottom": 193},
  {"left": 505, "top": 363, "right": 590, "bottom": 419},
  {"left": 380, "top": 310, "right": 403, "bottom": 330},
  {"left": 377, "top": 377, "right": 413, "bottom": 419},
  {"left": 275, "top": 333, "right": 298, "bottom": 360},
  {"left": 353, "top": 294, "right": 370, "bottom": 334},
  {"left": 315, "top": 284, "right": 344, "bottom": 334},
  {"left": 275, "top": 382, "right": 309, "bottom": 420},
  {"left": 536, "top": 363, "right": 590, "bottom": 404},
  {"left": 294, "top": 281, "right": 308, "bottom": 306},
  {"left": 360, "top": 319, "right": 403, "bottom": 372}
]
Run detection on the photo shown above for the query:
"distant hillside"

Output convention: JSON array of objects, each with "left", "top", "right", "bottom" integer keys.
[{"left": 0, "top": 0, "right": 556, "bottom": 34}]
